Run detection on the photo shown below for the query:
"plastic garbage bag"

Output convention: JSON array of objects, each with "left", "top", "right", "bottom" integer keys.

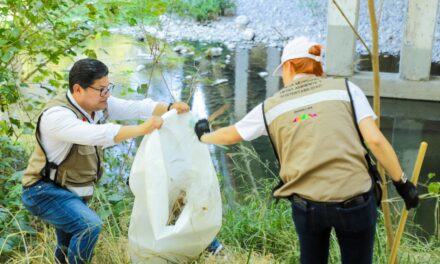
[{"left": 128, "top": 110, "right": 222, "bottom": 264}]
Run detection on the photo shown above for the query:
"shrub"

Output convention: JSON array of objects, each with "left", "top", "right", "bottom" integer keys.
[{"left": 169, "top": 0, "right": 235, "bottom": 22}]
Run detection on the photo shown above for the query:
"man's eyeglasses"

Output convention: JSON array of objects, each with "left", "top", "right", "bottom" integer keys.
[{"left": 88, "top": 83, "right": 115, "bottom": 97}]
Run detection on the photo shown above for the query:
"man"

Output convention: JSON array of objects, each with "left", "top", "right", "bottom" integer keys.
[{"left": 21, "top": 58, "right": 189, "bottom": 264}]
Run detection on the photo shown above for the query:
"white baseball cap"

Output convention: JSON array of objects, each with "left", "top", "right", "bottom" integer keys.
[{"left": 272, "top": 36, "right": 322, "bottom": 76}]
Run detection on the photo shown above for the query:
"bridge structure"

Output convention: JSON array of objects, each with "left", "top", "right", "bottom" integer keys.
[{"left": 326, "top": 0, "right": 440, "bottom": 102}]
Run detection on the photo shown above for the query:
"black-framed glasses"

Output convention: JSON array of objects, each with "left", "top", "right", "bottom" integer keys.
[{"left": 88, "top": 83, "right": 115, "bottom": 97}]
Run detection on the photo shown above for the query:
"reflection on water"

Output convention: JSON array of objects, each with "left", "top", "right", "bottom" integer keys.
[
  {"left": 69, "top": 34, "right": 438, "bottom": 236},
  {"left": 234, "top": 48, "right": 249, "bottom": 120},
  {"left": 265, "top": 47, "right": 281, "bottom": 97}
]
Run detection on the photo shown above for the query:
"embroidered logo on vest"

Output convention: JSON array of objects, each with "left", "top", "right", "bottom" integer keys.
[{"left": 293, "top": 113, "right": 318, "bottom": 123}]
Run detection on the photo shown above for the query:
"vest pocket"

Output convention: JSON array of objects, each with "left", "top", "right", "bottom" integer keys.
[
  {"left": 60, "top": 169, "right": 97, "bottom": 185},
  {"left": 78, "top": 145, "right": 96, "bottom": 155}
]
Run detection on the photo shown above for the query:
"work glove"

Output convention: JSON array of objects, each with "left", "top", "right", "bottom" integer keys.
[
  {"left": 194, "top": 119, "right": 210, "bottom": 141},
  {"left": 392, "top": 179, "right": 419, "bottom": 210}
]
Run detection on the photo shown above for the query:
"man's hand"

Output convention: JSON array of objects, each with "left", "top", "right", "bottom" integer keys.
[
  {"left": 170, "top": 102, "right": 190, "bottom": 114},
  {"left": 142, "top": 116, "right": 163, "bottom": 134},
  {"left": 393, "top": 180, "right": 419, "bottom": 210},
  {"left": 194, "top": 119, "right": 210, "bottom": 141},
  {"left": 113, "top": 116, "right": 163, "bottom": 143}
]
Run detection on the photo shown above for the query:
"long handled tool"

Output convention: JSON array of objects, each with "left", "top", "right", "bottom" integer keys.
[
  {"left": 389, "top": 141, "right": 428, "bottom": 264},
  {"left": 366, "top": 0, "right": 396, "bottom": 253}
]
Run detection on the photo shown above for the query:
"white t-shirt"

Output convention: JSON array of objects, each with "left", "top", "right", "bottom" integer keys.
[{"left": 235, "top": 80, "right": 376, "bottom": 141}]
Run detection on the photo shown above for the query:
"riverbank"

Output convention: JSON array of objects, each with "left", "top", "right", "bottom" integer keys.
[{"left": 110, "top": 0, "right": 440, "bottom": 62}]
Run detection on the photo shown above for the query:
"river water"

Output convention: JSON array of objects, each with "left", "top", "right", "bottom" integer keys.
[{"left": 51, "top": 34, "right": 439, "bottom": 238}]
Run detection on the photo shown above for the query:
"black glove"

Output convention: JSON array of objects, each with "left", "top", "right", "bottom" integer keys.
[
  {"left": 194, "top": 119, "right": 211, "bottom": 141},
  {"left": 393, "top": 180, "right": 419, "bottom": 210}
]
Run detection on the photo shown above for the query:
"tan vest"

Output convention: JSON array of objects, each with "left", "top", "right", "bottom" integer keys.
[
  {"left": 22, "top": 94, "right": 105, "bottom": 198},
  {"left": 264, "top": 76, "right": 371, "bottom": 202}
]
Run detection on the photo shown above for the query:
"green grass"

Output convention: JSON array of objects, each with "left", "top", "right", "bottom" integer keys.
[
  {"left": 1, "top": 141, "right": 439, "bottom": 263},
  {"left": 2, "top": 182, "right": 440, "bottom": 263}
]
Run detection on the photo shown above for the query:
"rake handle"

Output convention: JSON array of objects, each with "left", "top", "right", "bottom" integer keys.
[{"left": 389, "top": 142, "right": 428, "bottom": 264}]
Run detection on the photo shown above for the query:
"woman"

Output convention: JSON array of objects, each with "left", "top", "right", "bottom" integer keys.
[{"left": 194, "top": 36, "right": 419, "bottom": 264}]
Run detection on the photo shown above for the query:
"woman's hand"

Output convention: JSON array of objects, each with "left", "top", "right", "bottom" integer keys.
[
  {"left": 194, "top": 119, "right": 211, "bottom": 141},
  {"left": 170, "top": 102, "right": 190, "bottom": 114}
]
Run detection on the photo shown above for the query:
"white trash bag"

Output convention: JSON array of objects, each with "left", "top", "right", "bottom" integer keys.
[{"left": 128, "top": 110, "right": 222, "bottom": 264}]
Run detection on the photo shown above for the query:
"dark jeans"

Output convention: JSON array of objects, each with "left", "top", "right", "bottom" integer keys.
[
  {"left": 291, "top": 191, "right": 377, "bottom": 264},
  {"left": 22, "top": 180, "right": 102, "bottom": 264}
]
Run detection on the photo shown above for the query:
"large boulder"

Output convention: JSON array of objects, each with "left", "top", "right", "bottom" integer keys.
[
  {"left": 235, "top": 15, "right": 250, "bottom": 29},
  {"left": 243, "top": 28, "right": 255, "bottom": 41}
]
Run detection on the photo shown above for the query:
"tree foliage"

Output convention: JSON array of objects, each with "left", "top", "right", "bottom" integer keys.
[
  {"left": 0, "top": 136, "right": 30, "bottom": 260},
  {"left": 0, "top": 0, "right": 106, "bottom": 136},
  {"left": 170, "top": 0, "right": 235, "bottom": 21},
  {"left": 0, "top": 0, "right": 232, "bottom": 137}
]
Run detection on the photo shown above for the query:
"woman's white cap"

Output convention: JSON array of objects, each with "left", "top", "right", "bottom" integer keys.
[{"left": 272, "top": 36, "right": 322, "bottom": 76}]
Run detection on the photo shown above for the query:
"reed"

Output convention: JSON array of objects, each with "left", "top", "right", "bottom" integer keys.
[{"left": 2, "top": 145, "right": 439, "bottom": 263}]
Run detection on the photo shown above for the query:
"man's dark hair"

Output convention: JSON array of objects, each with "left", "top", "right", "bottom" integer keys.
[{"left": 69, "top": 58, "right": 109, "bottom": 92}]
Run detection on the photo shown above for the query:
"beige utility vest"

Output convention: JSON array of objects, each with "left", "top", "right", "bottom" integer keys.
[
  {"left": 22, "top": 94, "right": 105, "bottom": 198},
  {"left": 264, "top": 76, "right": 371, "bottom": 202}
]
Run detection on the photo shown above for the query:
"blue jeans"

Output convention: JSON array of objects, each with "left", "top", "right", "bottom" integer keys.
[
  {"left": 291, "top": 191, "right": 377, "bottom": 264},
  {"left": 22, "top": 180, "right": 102, "bottom": 264}
]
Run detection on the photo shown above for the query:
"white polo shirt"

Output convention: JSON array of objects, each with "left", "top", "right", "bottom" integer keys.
[
  {"left": 235, "top": 78, "right": 376, "bottom": 141},
  {"left": 39, "top": 91, "right": 158, "bottom": 165}
]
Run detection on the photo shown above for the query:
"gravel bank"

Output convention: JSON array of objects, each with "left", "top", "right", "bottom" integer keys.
[{"left": 111, "top": 0, "right": 440, "bottom": 62}]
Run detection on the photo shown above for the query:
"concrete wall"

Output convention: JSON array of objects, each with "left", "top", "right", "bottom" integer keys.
[
  {"left": 400, "top": 1, "right": 440, "bottom": 81},
  {"left": 326, "top": 0, "right": 360, "bottom": 76},
  {"left": 326, "top": 0, "right": 440, "bottom": 101},
  {"left": 350, "top": 72, "right": 440, "bottom": 102}
]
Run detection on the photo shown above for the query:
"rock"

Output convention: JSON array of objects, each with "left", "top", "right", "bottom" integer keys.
[
  {"left": 226, "top": 43, "right": 236, "bottom": 50},
  {"left": 212, "top": 79, "right": 228, "bottom": 86},
  {"left": 206, "top": 47, "right": 223, "bottom": 57},
  {"left": 137, "top": 51, "right": 153, "bottom": 60},
  {"left": 156, "top": 31, "right": 166, "bottom": 39},
  {"left": 136, "top": 65, "right": 146, "bottom": 72},
  {"left": 173, "top": 45, "right": 188, "bottom": 55},
  {"left": 135, "top": 33, "right": 144, "bottom": 42},
  {"left": 147, "top": 27, "right": 157, "bottom": 35},
  {"left": 258, "top": 72, "right": 269, "bottom": 78},
  {"left": 235, "top": 15, "right": 250, "bottom": 29},
  {"left": 243, "top": 28, "right": 255, "bottom": 41},
  {"left": 159, "top": 15, "right": 168, "bottom": 23}
]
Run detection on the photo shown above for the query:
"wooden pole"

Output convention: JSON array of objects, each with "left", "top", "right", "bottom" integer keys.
[
  {"left": 367, "top": 0, "right": 394, "bottom": 253},
  {"left": 367, "top": 2, "right": 380, "bottom": 123},
  {"left": 389, "top": 142, "right": 428, "bottom": 264}
]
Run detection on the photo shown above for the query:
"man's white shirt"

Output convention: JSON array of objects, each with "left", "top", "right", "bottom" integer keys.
[
  {"left": 235, "top": 79, "right": 377, "bottom": 141},
  {"left": 39, "top": 91, "right": 158, "bottom": 165}
]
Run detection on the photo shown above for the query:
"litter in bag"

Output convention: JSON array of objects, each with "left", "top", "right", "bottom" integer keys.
[{"left": 128, "top": 110, "right": 222, "bottom": 264}]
